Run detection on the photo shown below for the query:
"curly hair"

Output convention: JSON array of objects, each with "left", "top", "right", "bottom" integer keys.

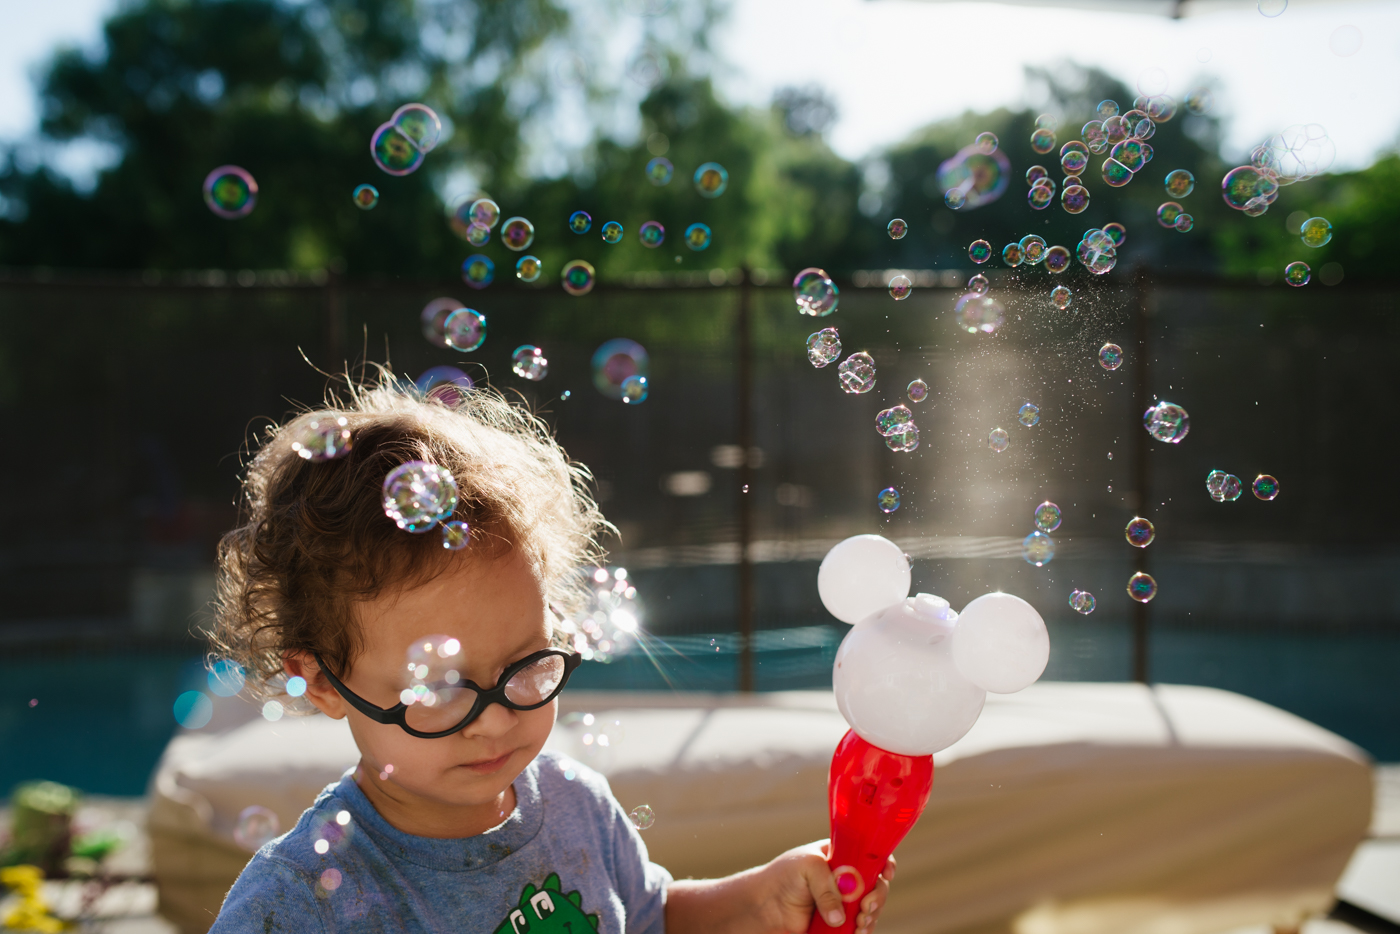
[{"left": 207, "top": 371, "right": 610, "bottom": 705}]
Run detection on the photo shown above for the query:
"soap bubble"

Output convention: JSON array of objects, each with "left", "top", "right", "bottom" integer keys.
[
  {"left": 1175, "top": 213, "right": 1194, "bottom": 232},
  {"left": 807, "top": 328, "right": 842, "bottom": 368},
  {"left": 945, "top": 188, "right": 967, "bottom": 209},
  {"left": 885, "top": 423, "right": 920, "bottom": 453},
  {"left": 1102, "top": 222, "right": 1126, "bottom": 247},
  {"left": 592, "top": 339, "right": 649, "bottom": 400},
  {"left": 1125, "top": 110, "right": 1156, "bottom": 141},
  {"left": 1258, "top": 0, "right": 1286, "bottom": 16},
  {"left": 645, "top": 157, "right": 674, "bottom": 185},
  {"left": 441, "top": 520, "right": 470, "bottom": 551},
  {"left": 629, "top": 805, "right": 655, "bottom": 830},
  {"left": 1077, "top": 237, "right": 1116, "bottom": 276},
  {"left": 1112, "top": 140, "right": 1146, "bottom": 174},
  {"left": 887, "top": 218, "right": 908, "bottom": 239},
  {"left": 443, "top": 308, "right": 487, "bottom": 352},
  {"left": 1002, "top": 243, "right": 1024, "bottom": 267},
  {"left": 203, "top": 166, "right": 257, "bottom": 219},
  {"left": 1085, "top": 229, "right": 1115, "bottom": 252},
  {"left": 1125, "top": 517, "right": 1155, "bottom": 547},
  {"left": 1243, "top": 197, "right": 1270, "bottom": 218},
  {"left": 684, "top": 223, "right": 712, "bottom": 251},
  {"left": 1101, "top": 157, "right": 1133, "bottom": 188},
  {"left": 1300, "top": 217, "right": 1332, "bottom": 247},
  {"left": 937, "top": 145, "right": 1010, "bottom": 210},
  {"left": 262, "top": 701, "right": 283, "bottom": 721},
  {"left": 1035, "top": 502, "right": 1062, "bottom": 532},
  {"left": 511, "top": 345, "right": 548, "bottom": 381},
  {"left": 319, "top": 869, "right": 343, "bottom": 892},
  {"left": 1164, "top": 169, "right": 1195, "bottom": 198},
  {"left": 1206, "top": 470, "right": 1229, "bottom": 501},
  {"left": 988, "top": 428, "right": 1009, "bottom": 453},
  {"left": 468, "top": 198, "right": 501, "bottom": 228},
  {"left": 877, "top": 487, "right": 901, "bottom": 514},
  {"left": 694, "top": 162, "right": 728, "bottom": 197},
  {"left": 569, "top": 210, "right": 592, "bottom": 234},
  {"left": 1020, "top": 235, "right": 1047, "bottom": 264},
  {"left": 464, "top": 222, "right": 491, "bottom": 246},
  {"left": 1128, "top": 572, "right": 1157, "bottom": 603},
  {"left": 1284, "top": 261, "right": 1312, "bottom": 287},
  {"left": 399, "top": 635, "right": 471, "bottom": 728},
  {"left": 1103, "top": 117, "right": 1128, "bottom": 147},
  {"left": 562, "top": 260, "right": 596, "bottom": 296},
  {"left": 1026, "top": 166, "right": 1049, "bottom": 187},
  {"left": 817, "top": 534, "right": 912, "bottom": 625},
  {"left": 838, "top": 352, "right": 876, "bottom": 394},
  {"left": 1220, "top": 474, "right": 1243, "bottom": 501},
  {"left": 1186, "top": 89, "right": 1213, "bottom": 115},
  {"left": 461, "top": 255, "right": 495, "bottom": 289},
  {"left": 1329, "top": 25, "right": 1362, "bottom": 56},
  {"left": 639, "top": 220, "right": 665, "bottom": 249},
  {"left": 793, "top": 268, "right": 839, "bottom": 316},
  {"left": 876, "top": 405, "right": 913, "bottom": 436},
  {"left": 1044, "top": 246, "right": 1071, "bottom": 274},
  {"left": 601, "top": 221, "right": 624, "bottom": 244},
  {"left": 907, "top": 379, "right": 928, "bottom": 403},
  {"left": 969, "top": 240, "right": 992, "bottom": 264},
  {"left": 1028, "top": 185, "right": 1054, "bottom": 210},
  {"left": 1222, "top": 166, "right": 1279, "bottom": 211},
  {"left": 954, "top": 592, "right": 1049, "bottom": 693},
  {"left": 888, "top": 275, "right": 912, "bottom": 300},
  {"left": 500, "top": 217, "right": 535, "bottom": 251},
  {"left": 371, "top": 122, "right": 424, "bottom": 176},
  {"left": 974, "top": 131, "right": 998, "bottom": 154},
  {"left": 173, "top": 691, "right": 213, "bottom": 729},
  {"left": 352, "top": 184, "right": 379, "bottom": 210},
  {"left": 1022, "top": 531, "right": 1055, "bottom": 567},
  {"left": 1050, "top": 285, "right": 1072, "bottom": 309},
  {"left": 392, "top": 103, "right": 441, "bottom": 152},
  {"left": 1061, "top": 184, "right": 1090, "bottom": 214},
  {"left": 234, "top": 806, "right": 281, "bottom": 851},
  {"left": 291, "top": 416, "right": 353, "bottom": 462},
  {"left": 1061, "top": 149, "right": 1089, "bottom": 176},
  {"left": 516, "top": 255, "right": 542, "bottom": 282},
  {"left": 383, "top": 461, "right": 458, "bottom": 532},
  {"left": 621, "top": 376, "right": 648, "bottom": 404},
  {"left": 1031, "top": 129, "right": 1056, "bottom": 154},
  {"left": 1069, "top": 590, "right": 1096, "bottom": 614},
  {"left": 1253, "top": 474, "right": 1279, "bottom": 500},
  {"left": 1157, "top": 202, "right": 1183, "bottom": 228},
  {"left": 1099, "top": 343, "right": 1124, "bottom": 370},
  {"left": 1097, "top": 100, "right": 1120, "bottom": 119},
  {"left": 955, "top": 294, "right": 1005, "bottom": 335},
  {"left": 1145, "top": 95, "right": 1177, "bottom": 122},
  {"left": 208, "top": 659, "right": 246, "bottom": 697},
  {"left": 967, "top": 274, "right": 989, "bottom": 295},
  {"left": 1143, "top": 401, "right": 1189, "bottom": 443},
  {"left": 415, "top": 365, "right": 473, "bottom": 399},
  {"left": 1018, "top": 403, "right": 1040, "bottom": 427}
]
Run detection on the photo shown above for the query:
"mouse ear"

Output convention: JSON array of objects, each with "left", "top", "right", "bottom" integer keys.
[
  {"left": 817, "top": 535, "right": 911, "bottom": 624},
  {"left": 951, "top": 592, "right": 1049, "bottom": 694}
]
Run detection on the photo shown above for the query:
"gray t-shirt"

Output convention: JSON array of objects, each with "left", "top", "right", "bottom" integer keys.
[{"left": 211, "top": 752, "right": 671, "bottom": 934}]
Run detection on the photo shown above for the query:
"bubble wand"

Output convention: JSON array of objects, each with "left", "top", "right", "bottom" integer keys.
[{"left": 807, "top": 535, "right": 1050, "bottom": 934}]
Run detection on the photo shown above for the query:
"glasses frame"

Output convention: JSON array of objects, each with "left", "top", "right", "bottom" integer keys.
[{"left": 311, "top": 647, "right": 581, "bottom": 739}]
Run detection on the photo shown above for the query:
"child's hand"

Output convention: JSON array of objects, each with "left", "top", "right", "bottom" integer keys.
[{"left": 761, "top": 840, "right": 895, "bottom": 934}]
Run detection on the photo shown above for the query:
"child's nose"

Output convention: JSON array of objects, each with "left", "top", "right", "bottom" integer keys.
[{"left": 462, "top": 699, "right": 519, "bottom": 736}]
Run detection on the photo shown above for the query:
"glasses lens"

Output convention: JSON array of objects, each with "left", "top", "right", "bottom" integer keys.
[
  {"left": 404, "top": 685, "right": 480, "bottom": 733},
  {"left": 505, "top": 654, "right": 566, "bottom": 706}
]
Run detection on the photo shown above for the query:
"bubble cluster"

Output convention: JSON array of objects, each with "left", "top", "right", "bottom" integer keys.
[
  {"left": 969, "top": 240, "right": 992, "bottom": 264},
  {"left": 877, "top": 487, "right": 901, "bottom": 514},
  {"left": 601, "top": 221, "right": 624, "bottom": 244},
  {"left": 1077, "top": 229, "right": 1116, "bottom": 275},
  {"left": 1068, "top": 590, "right": 1096, "bottom": 615},
  {"left": 569, "top": 210, "right": 592, "bottom": 234},
  {"left": 516, "top": 255, "right": 542, "bottom": 282},
  {"left": 888, "top": 275, "right": 912, "bottom": 300},
  {"left": 988, "top": 428, "right": 1009, "bottom": 453},
  {"left": 685, "top": 223, "right": 712, "bottom": 251},
  {"left": 1127, "top": 572, "right": 1158, "bottom": 603},
  {"left": 372, "top": 104, "right": 441, "bottom": 176},
  {"left": 1099, "top": 343, "right": 1123, "bottom": 370},
  {"left": 876, "top": 405, "right": 913, "bottom": 436},
  {"left": 794, "top": 268, "right": 839, "bottom": 316},
  {"left": 444, "top": 308, "right": 487, "bottom": 351},
  {"left": 556, "top": 568, "right": 643, "bottom": 661},
  {"left": 501, "top": 217, "right": 535, "bottom": 251},
  {"left": 1034, "top": 501, "right": 1062, "bottom": 532},
  {"left": 461, "top": 255, "right": 495, "bottom": 289},
  {"left": 1206, "top": 470, "right": 1243, "bottom": 502},
  {"left": 1222, "top": 166, "right": 1280, "bottom": 212},
  {"left": 1018, "top": 403, "right": 1040, "bottom": 427},
  {"left": 955, "top": 293, "right": 1005, "bottom": 334},
  {"left": 1050, "top": 285, "right": 1072, "bottom": 309},
  {"left": 807, "top": 328, "right": 841, "bottom": 368},
  {"left": 885, "top": 424, "right": 919, "bottom": 453},
  {"left": 592, "top": 339, "right": 649, "bottom": 400},
  {"left": 562, "top": 259, "right": 596, "bottom": 296},
  {"left": 1300, "top": 216, "right": 1332, "bottom": 247},
  {"left": 1125, "top": 517, "right": 1156, "bottom": 548},
  {"left": 838, "top": 353, "right": 876, "bottom": 394},
  {"left": 1022, "top": 531, "right": 1055, "bottom": 566},
  {"left": 1020, "top": 235, "right": 1047, "bottom": 265},
  {"left": 383, "top": 461, "right": 459, "bottom": 533},
  {"left": 907, "top": 379, "right": 928, "bottom": 403},
  {"left": 352, "top": 184, "right": 379, "bottom": 210},
  {"left": 203, "top": 166, "right": 257, "bottom": 219},
  {"left": 646, "top": 157, "right": 674, "bottom": 186},
  {"left": 1143, "top": 401, "right": 1190, "bottom": 443},
  {"left": 1253, "top": 474, "right": 1280, "bottom": 500},
  {"left": 887, "top": 218, "right": 908, "bottom": 240},
  {"left": 1165, "top": 169, "right": 1195, "bottom": 198},
  {"left": 291, "top": 416, "right": 353, "bottom": 462},
  {"left": 694, "top": 162, "right": 728, "bottom": 198},
  {"left": 511, "top": 345, "right": 548, "bottom": 381},
  {"left": 1285, "top": 261, "right": 1311, "bottom": 286}
]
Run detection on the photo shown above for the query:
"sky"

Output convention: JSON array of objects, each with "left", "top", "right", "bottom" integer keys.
[{"left": 1, "top": 0, "right": 1397, "bottom": 180}]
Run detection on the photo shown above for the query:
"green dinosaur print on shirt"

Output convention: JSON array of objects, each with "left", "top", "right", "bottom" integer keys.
[{"left": 491, "top": 874, "right": 600, "bottom": 934}]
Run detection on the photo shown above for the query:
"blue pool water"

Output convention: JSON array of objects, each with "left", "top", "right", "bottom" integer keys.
[{"left": 2, "top": 623, "right": 1396, "bottom": 796}]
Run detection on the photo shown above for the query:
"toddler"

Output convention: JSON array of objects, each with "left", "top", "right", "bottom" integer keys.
[{"left": 207, "top": 376, "right": 893, "bottom": 934}]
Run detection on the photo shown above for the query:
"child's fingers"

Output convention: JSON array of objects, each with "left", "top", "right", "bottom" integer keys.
[
  {"left": 855, "top": 858, "right": 896, "bottom": 932},
  {"left": 800, "top": 854, "right": 847, "bottom": 929},
  {"left": 881, "top": 855, "right": 897, "bottom": 881}
]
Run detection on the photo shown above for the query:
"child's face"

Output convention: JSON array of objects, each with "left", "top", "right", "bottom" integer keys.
[{"left": 299, "top": 548, "right": 557, "bottom": 813}]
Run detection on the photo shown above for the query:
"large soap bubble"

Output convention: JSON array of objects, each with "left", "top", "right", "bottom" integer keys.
[
  {"left": 592, "top": 339, "right": 649, "bottom": 400},
  {"left": 950, "top": 592, "right": 1049, "bottom": 694},
  {"left": 817, "top": 534, "right": 910, "bottom": 625},
  {"left": 936, "top": 145, "right": 1010, "bottom": 210}
]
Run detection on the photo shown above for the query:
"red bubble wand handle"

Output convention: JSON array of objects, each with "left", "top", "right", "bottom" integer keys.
[{"left": 807, "top": 729, "right": 934, "bottom": 934}]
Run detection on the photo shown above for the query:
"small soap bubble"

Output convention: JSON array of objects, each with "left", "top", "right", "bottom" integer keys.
[
  {"left": 262, "top": 700, "right": 284, "bottom": 721},
  {"left": 888, "top": 275, "right": 912, "bottom": 300},
  {"left": 501, "top": 217, "right": 535, "bottom": 251},
  {"left": 1300, "top": 217, "right": 1332, "bottom": 247},
  {"left": 1165, "top": 169, "right": 1195, "bottom": 198},
  {"left": 1253, "top": 474, "right": 1279, "bottom": 500},
  {"left": 974, "top": 132, "right": 998, "bottom": 154},
  {"left": 1143, "top": 401, "right": 1189, "bottom": 443},
  {"left": 1035, "top": 501, "right": 1062, "bottom": 532},
  {"left": 1002, "top": 243, "right": 1024, "bottom": 267},
  {"left": 638, "top": 220, "right": 665, "bottom": 249},
  {"left": 1018, "top": 403, "right": 1040, "bottom": 427},
  {"left": 1050, "top": 285, "right": 1072, "bottom": 309},
  {"left": 955, "top": 294, "right": 1005, "bottom": 335},
  {"left": 352, "top": 184, "right": 379, "bottom": 210},
  {"left": 837, "top": 352, "right": 876, "bottom": 394},
  {"left": 1036, "top": 114, "right": 1059, "bottom": 131},
  {"left": 468, "top": 199, "right": 501, "bottom": 229},
  {"left": 285, "top": 676, "right": 307, "bottom": 697},
  {"left": 1097, "top": 100, "right": 1120, "bottom": 119},
  {"left": 629, "top": 805, "right": 655, "bottom": 830},
  {"left": 1099, "top": 343, "right": 1124, "bottom": 370},
  {"left": 887, "top": 218, "right": 908, "bottom": 240},
  {"left": 234, "top": 806, "right": 281, "bottom": 851},
  {"left": 382, "top": 461, "right": 459, "bottom": 533},
  {"left": 443, "top": 308, "right": 487, "bottom": 352},
  {"left": 562, "top": 259, "right": 596, "bottom": 296},
  {"left": 967, "top": 273, "right": 989, "bottom": 295},
  {"left": 1220, "top": 474, "right": 1243, "bottom": 501},
  {"left": 907, "top": 379, "right": 928, "bottom": 403},
  {"left": 568, "top": 210, "right": 593, "bottom": 234},
  {"left": 944, "top": 187, "right": 967, "bottom": 210},
  {"left": 876, "top": 405, "right": 913, "bottom": 436},
  {"left": 516, "top": 255, "right": 542, "bottom": 282},
  {"left": 968, "top": 240, "right": 992, "bottom": 264},
  {"left": 1206, "top": 469, "right": 1229, "bottom": 501},
  {"left": 1061, "top": 184, "right": 1090, "bottom": 214},
  {"left": 461, "top": 255, "right": 495, "bottom": 290},
  {"left": 1028, "top": 185, "right": 1054, "bottom": 210},
  {"left": 1069, "top": 590, "right": 1096, "bottom": 615},
  {"left": 1020, "top": 235, "right": 1047, "bottom": 264},
  {"left": 464, "top": 222, "right": 491, "bottom": 247},
  {"left": 208, "top": 659, "right": 246, "bottom": 697},
  {"left": 1258, "top": 0, "right": 1286, "bottom": 16},
  {"left": 601, "top": 221, "right": 624, "bottom": 244},
  {"left": 1125, "top": 517, "right": 1156, "bottom": 548},
  {"left": 1157, "top": 202, "right": 1183, "bottom": 228},
  {"left": 685, "top": 223, "right": 712, "bottom": 251},
  {"left": 645, "top": 157, "right": 674, "bottom": 185},
  {"left": 1044, "top": 246, "right": 1071, "bottom": 274},
  {"left": 173, "top": 691, "right": 213, "bottom": 729},
  {"left": 441, "top": 520, "right": 470, "bottom": 551},
  {"left": 511, "top": 344, "right": 548, "bottom": 380},
  {"left": 885, "top": 423, "right": 920, "bottom": 453},
  {"left": 392, "top": 103, "right": 442, "bottom": 152},
  {"left": 1128, "top": 572, "right": 1158, "bottom": 603},
  {"left": 806, "top": 328, "right": 842, "bottom": 368},
  {"left": 1061, "top": 150, "right": 1089, "bottom": 177},
  {"left": 1026, "top": 166, "right": 1049, "bottom": 187},
  {"left": 371, "top": 122, "right": 424, "bottom": 176},
  {"left": 1222, "top": 166, "right": 1279, "bottom": 211},
  {"left": 1102, "top": 222, "right": 1126, "bottom": 247},
  {"left": 291, "top": 416, "right": 353, "bottom": 462},
  {"left": 793, "top": 268, "right": 839, "bottom": 316},
  {"left": 1175, "top": 214, "right": 1194, "bottom": 232},
  {"left": 203, "top": 166, "right": 257, "bottom": 219},
  {"left": 877, "top": 487, "right": 901, "bottom": 514},
  {"left": 592, "top": 339, "right": 649, "bottom": 399},
  {"left": 1185, "top": 89, "right": 1213, "bottom": 116},
  {"left": 1022, "top": 531, "right": 1055, "bottom": 567},
  {"left": 1030, "top": 128, "right": 1056, "bottom": 154},
  {"left": 988, "top": 428, "right": 1009, "bottom": 453},
  {"left": 694, "top": 162, "right": 728, "bottom": 198},
  {"left": 1101, "top": 158, "right": 1133, "bottom": 188},
  {"left": 620, "top": 375, "right": 649, "bottom": 404}
]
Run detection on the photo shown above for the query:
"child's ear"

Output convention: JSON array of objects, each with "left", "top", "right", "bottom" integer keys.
[{"left": 284, "top": 651, "right": 349, "bottom": 720}]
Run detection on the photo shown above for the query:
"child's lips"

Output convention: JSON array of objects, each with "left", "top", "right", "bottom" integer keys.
[{"left": 459, "top": 751, "right": 514, "bottom": 773}]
